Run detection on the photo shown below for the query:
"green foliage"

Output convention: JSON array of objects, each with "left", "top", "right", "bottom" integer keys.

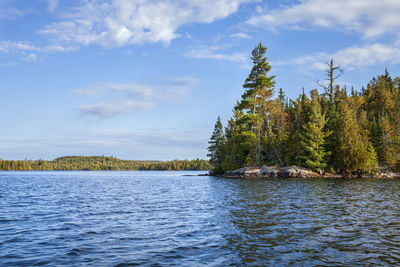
[
  {"left": 323, "top": 100, "right": 340, "bottom": 167},
  {"left": 222, "top": 131, "right": 257, "bottom": 171},
  {"left": 0, "top": 156, "right": 211, "bottom": 171},
  {"left": 207, "top": 116, "right": 226, "bottom": 173},
  {"left": 334, "top": 99, "right": 378, "bottom": 174},
  {"left": 284, "top": 92, "right": 309, "bottom": 165},
  {"left": 221, "top": 110, "right": 257, "bottom": 171},
  {"left": 208, "top": 44, "right": 399, "bottom": 174},
  {"left": 363, "top": 72, "right": 400, "bottom": 171},
  {"left": 234, "top": 43, "right": 276, "bottom": 165},
  {"left": 263, "top": 97, "right": 288, "bottom": 165},
  {"left": 298, "top": 90, "right": 331, "bottom": 172}
]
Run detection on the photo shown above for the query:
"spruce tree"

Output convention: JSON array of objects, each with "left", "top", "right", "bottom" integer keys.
[
  {"left": 363, "top": 72, "right": 400, "bottom": 170},
  {"left": 278, "top": 88, "right": 286, "bottom": 110},
  {"left": 207, "top": 116, "right": 226, "bottom": 173},
  {"left": 264, "top": 98, "right": 288, "bottom": 165},
  {"left": 284, "top": 92, "right": 309, "bottom": 165},
  {"left": 378, "top": 116, "right": 399, "bottom": 169},
  {"left": 299, "top": 90, "right": 331, "bottom": 172},
  {"left": 236, "top": 43, "right": 276, "bottom": 165},
  {"left": 221, "top": 109, "right": 256, "bottom": 171},
  {"left": 335, "top": 99, "right": 378, "bottom": 175},
  {"left": 209, "top": 45, "right": 400, "bottom": 175}
]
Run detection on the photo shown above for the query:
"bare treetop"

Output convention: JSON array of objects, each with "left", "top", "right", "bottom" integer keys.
[{"left": 316, "top": 59, "right": 344, "bottom": 103}]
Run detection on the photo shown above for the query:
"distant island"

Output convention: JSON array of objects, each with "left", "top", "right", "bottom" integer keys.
[
  {"left": 207, "top": 43, "right": 400, "bottom": 178},
  {"left": 0, "top": 156, "right": 211, "bottom": 171}
]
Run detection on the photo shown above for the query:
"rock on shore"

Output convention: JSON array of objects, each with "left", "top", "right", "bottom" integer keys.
[
  {"left": 222, "top": 165, "right": 321, "bottom": 178},
  {"left": 216, "top": 165, "right": 400, "bottom": 178}
]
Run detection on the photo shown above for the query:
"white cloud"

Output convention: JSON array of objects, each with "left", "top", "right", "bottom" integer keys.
[
  {"left": 274, "top": 43, "right": 400, "bottom": 71},
  {"left": 45, "top": 0, "right": 59, "bottom": 13},
  {"left": 0, "top": 40, "right": 79, "bottom": 67},
  {"left": 23, "top": 53, "right": 38, "bottom": 62},
  {"left": 39, "top": 0, "right": 252, "bottom": 47},
  {"left": 78, "top": 77, "right": 199, "bottom": 118},
  {"left": 248, "top": 0, "right": 400, "bottom": 39},
  {"left": 0, "top": 7, "right": 24, "bottom": 20},
  {"left": 42, "top": 45, "right": 79, "bottom": 53},
  {"left": 185, "top": 45, "right": 247, "bottom": 62},
  {"left": 0, "top": 41, "right": 78, "bottom": 66},
  {"left": 79, "top": 101, "right": 154, "bottom": 118},
  {"left": 230, "top": 32, "right": 252, "bottom": 39},
  {"left": 273, "top": 54, "right": 324, "bottom": 67},
  {"left": 78, "top": 77, "right": 198, "bottom": 99},
  {"left": 0, "top": 41, "right": 38, "bottom": 54},
  {"left": 0, "top": 62, "right": 17, "bottom": 67},
  {"left": 0, "top": 41, "right": 77, "bottom": 54},
  {"left": 327, "top": 44, "right": 400, "bottom": 70},
  {"left": 78, "top": 84, "right": 155, "bottom": 98}
]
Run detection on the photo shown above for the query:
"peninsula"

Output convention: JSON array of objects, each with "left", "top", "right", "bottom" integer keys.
[{"left": 207, "top": 43, "right": 400, "bottom": 178}]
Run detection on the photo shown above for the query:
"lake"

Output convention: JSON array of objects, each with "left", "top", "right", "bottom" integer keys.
[{"left": 1, "top": 171, "right": 400, "bottom": 266}]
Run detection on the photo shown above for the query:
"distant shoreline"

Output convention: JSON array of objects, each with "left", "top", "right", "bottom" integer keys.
[
  {"left": 0, "top": 156, "right": 211, "bottom": 171},
  {"left": 0, "top": 169, "right": 210, "bottom": 172}
]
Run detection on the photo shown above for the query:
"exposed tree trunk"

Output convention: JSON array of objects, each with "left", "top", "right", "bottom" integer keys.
[{"left": 316, "top": 59, "right": 344, "bottom": 103}]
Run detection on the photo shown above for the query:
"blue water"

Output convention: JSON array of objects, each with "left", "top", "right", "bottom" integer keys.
[{"left": 1, "top": 171, "right": 400, "bottom": 266}]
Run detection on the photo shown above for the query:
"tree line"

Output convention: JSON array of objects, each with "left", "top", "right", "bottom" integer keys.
[
  {"left": 0, "top": 156, "right": 211, "bottom": 171},
  {"left": 208, "top": 43, "right": 400, "bottom": 175}
]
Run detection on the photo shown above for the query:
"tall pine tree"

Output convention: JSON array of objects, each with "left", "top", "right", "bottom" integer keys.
[{"left": 236, "top": 43, "right": 276, "bottom": 165}]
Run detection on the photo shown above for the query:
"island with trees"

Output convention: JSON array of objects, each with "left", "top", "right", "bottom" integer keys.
[
  {"left": 0, "top": 156, "right": 211, "bottom": 171},
  {"left": 208, "top": 43, "right": 400, "bottom": 178}
]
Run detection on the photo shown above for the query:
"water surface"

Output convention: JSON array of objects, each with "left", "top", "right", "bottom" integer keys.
[{"left": 1, "top": 171, "right": 400, "bottom": 266}]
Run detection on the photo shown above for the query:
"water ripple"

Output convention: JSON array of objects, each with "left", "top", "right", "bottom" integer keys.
[{"left": 0, "top": 171, "right": 400, "bottom": 265}]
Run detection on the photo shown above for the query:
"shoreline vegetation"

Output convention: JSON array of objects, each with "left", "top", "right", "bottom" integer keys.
[
  {"left": 0, "top": 156, "right": 211, "bottom": 171},
  {"left": 208, "top": 43, "right": 400, "bottom": 178}
]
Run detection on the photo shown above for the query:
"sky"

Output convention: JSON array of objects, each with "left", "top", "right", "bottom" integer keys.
[{"left": 1, "top": 0, "right": 400, "bottom": 160}]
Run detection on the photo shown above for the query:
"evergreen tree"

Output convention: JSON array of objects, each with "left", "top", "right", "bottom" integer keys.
[
  {"left": 335, "top": 99, "right": 378, "bottom": 175},
  {"left": 236, "top": 43, "right": 276, "bottom": 165},
  {"left": 363, "top": 72, "right": 400, "bottom": 170},
  {"left": 207, "top": 45, "right": 400, "bottom": 175},
  {"left": 378, "top": 116, "right": 399, "bottom": 169},
  {"left": 0, "top": 157, "right": 212, "bottom": 171},
  {"left": 207, "top": 116, "right": 226, "bottom": 173},
  {"left": 284, "top": 92, "right": 309, "bottom": 165},
  {"left": 264, "top": 98, "right": 288, "bottom": 165},
  {"left": 278, "top": 88, "right": 286, "bottom": 110},
  {"left": 222, "top": 109, "right": 257, "bottom": 171},
  {"left": 299, "top": 90, "right": 331, "bottom": 172}
]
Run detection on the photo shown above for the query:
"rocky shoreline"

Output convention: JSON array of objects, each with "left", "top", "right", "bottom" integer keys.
[{"left": 211, "top": 166, "right": 400, "bottom": 179}]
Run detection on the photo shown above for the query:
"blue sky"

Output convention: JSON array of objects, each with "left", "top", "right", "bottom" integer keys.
[{"left": 1, "top": 0, "right": 400, "bottom": 160}]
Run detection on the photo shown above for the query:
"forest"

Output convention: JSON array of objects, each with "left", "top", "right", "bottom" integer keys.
[
  {"left": 208, "top": 43, "right": 400, "bottom": 175},
  {"left": 0, "top": 156, "right": 211, "bottom": 171}
]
